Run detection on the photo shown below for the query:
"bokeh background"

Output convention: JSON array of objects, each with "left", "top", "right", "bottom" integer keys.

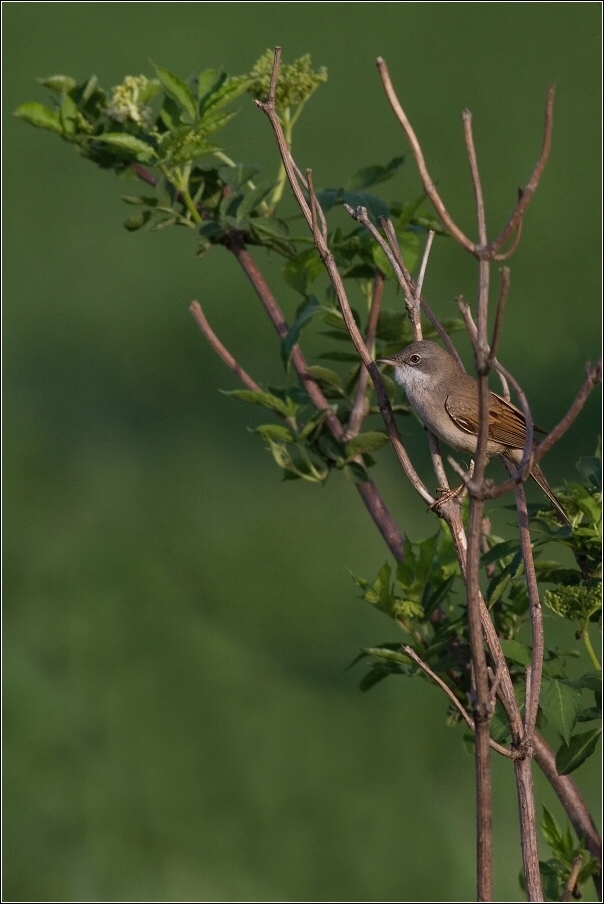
[{"left": 3, "top": 4, "right": 601, "bottom": 901}]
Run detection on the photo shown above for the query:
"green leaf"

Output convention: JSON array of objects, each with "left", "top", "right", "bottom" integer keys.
[
  {"left": 236, "top": 182, "right": 274, "bottom": 220},
  {"left": 253, "top": 424, "right": 295, "bottom": 443},
  {"left": 481, "top": 539, "right": 521, "bottom": 566},
  {"left": 540, "top": 679, "right": 584, "bottom": 745},
  {"left": 306, "top": 365, "right": 343, "bottom": 389},
  {"left": 123, "top": 210, "right": 153, "bottom": 231},
  {"left": 154, "top": 65, "right": 197, "bottom": 120},
  {"left": 343, "top": 156, "right": 405, "bottom": 191},
  {"left": 283, "top": 249, "right": 324, "bottom": 296},
  {"left": 280, "top": 296, "right": 321, "bottom": 368},
  {"left": 37, "top": 74, "right": 77, "bottom": 94},
  {"left": 221, "top": 389, "right": 294, "bottom": 418},
  {"left": 555, "top": 728, "right": 601, "bottom": 775},
  {"left": 14, "top": 101, "right": 63, "bottom": 134},
  {"left": 96, "top": 133, "right": 157, "bottom": 162},
  {"left": 345, "top": 431, "right": 390, "bottom": 457},
  {"left": 197, "top": 69, "right": 220, "bottom": 104},
  {"left": 541, "top": 805, "right": 563, "bottom": 851},
  {"left": 499, "top": 638, "right": 532, "bottom": 666}
]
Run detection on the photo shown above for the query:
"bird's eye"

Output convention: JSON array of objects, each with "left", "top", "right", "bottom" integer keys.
[{"left": 409, "top": 354, "right": 421, "bottom": 365}]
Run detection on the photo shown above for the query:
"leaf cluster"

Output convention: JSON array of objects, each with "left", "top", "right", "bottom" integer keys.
[{"left": 527, "top": 806, "right": 600, "bottom": 902}]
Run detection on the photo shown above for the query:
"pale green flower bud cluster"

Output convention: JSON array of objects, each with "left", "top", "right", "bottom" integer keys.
[
  {"left": 544, "top": 582, "right": 602, "bottom": 622},
  {"left": 248, "top": 51, "right": 327, "bottom": 112},
  {"left": 107, "top": 75, "right": 157, "bottom": 128}
]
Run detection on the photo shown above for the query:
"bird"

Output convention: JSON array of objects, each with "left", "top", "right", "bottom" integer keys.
[{"left": 379, "top": 339, "right": 569, "bottom": 524}]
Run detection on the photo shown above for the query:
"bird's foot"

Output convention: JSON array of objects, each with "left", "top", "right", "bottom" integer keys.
[{"left": 428, "top": 484, "right": 466, "bottom": 513}]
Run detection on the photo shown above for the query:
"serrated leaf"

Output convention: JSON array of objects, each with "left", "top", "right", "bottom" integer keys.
[
  {"left": 555, "top": 728, "right": 601, "bottom": 775},
  {"left": 540, "top": 679, "right": 584, "bottom": 745},
  {"left": 221, "top": 389, "right": 293, "bottom": 417},
  {"left": 499, "top": 638, "right": 532, "bottom": 666},
  {"left": 481, "top": 539, "right": 521, "bottom": 566},
  {"left": 14, "top": 101, "right": 63, "bottom": 134},
  {"left": 154, "top": 65, "right": 197, "bottom": 120},
  {"left": 96, "top": 133, "right": 157, "bottom": 162},
  {"left": 345, "top": 431, "right": 390, "bottom": 457}
]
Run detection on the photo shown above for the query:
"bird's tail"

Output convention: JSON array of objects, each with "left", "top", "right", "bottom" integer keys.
[{"left": 530, "top": 462, "right": 570, "bottom": 525}]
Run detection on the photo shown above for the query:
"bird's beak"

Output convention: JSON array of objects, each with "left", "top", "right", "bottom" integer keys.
[{"left": 377, "top": 357, "right": 397, "bottom": 366}]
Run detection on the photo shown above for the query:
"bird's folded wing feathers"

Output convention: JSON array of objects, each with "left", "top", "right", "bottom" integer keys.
[{"left": 444, "top": 392, "right": 542, "bottom": 448}]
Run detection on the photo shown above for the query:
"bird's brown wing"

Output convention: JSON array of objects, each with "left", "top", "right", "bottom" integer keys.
[{"left": 445, "top": 391, "right": 542, "bottom": 449}]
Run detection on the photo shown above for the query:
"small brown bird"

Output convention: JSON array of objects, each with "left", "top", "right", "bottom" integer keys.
[{"left": 379, "top": 340, "right": 569, "bottom": 524}]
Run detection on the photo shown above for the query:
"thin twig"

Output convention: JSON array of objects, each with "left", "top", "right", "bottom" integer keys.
[
  {"left": 487, "top": 268, "right": 511, "bottom": 368},
  {"left": 376, "top": 57, "right": 475, "bottom": 253},
  {"left": 403, "top": 646, "right": 513, "bottom": 758},
  {"left": 344, "top": 271, "right": 385, "bottom": 441},
  {"left": 489, "top": 85, "right": 555, "bottom": 255},
  {"left": 189, "top": 302, "right": 260, "bottom": 391},
  {"left": 560, "top": 855, "right": 583, "bottom": 903},
  {"left": 414, "top": 229, "right": 435, "bottom": 326}
]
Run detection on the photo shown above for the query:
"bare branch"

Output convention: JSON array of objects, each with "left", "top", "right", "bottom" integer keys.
[
  {"left": 403, "top": 645, "right": 513, "bottom": 758},
  {"left": 489, "top": 84, "right": 555, "bottom": 254},
  {"left": 189, "top": 301, "right": 260, "bottom": 391},
  {"left": 376, "top": 57, "right": 475, "bottom": 253},
  {"left": 344, "top": 271, "right": 385, "bottom": 441},
  {"left": 560, "top": 856, "right": 583, "bottom": 903},
  {"left": 462, "top": 109, "right": 487, "bottom": 248},
  {"left": 534, "top": 733, "right": 602, "bottom": 896},
  {"left": 414, "top": 229, "right": 436, "bottom": 320},
  {"left": 487, "top": 267, "right": 511, "bottom": 368}
]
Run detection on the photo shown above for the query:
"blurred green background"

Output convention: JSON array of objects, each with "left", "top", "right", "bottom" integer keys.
[{"left": 3, "top": 4, "right": 601, "bottom": 901}]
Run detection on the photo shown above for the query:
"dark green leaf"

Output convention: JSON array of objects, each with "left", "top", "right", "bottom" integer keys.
[
  {"left": 540, "top": 679, "right": 584, "bottom": 745},
  {"left": 344, "top": 461, "right": 371, "bottom": 483},
  {"left": 283, "top": 249, "right": 324, "bottom": 296},
  {"left": 345, "top": 431, "right": 390, "bottom": 457},
  {"left": 280, "top": 296, "right": 321, "bottom": 368},
  {"left": 236, "top": 182, "right": 274, "bottom": 220},
  {"left": 481, "top": 539, "right": 521, "bottom": 566},
  {"left": 499, "top": 638, "right": 532, "bottom": 666},
  {"left": 154, "top": 65, "right": 197, "bottom": 120},
  {"left": 555, "top": 728, "right": 601, "bottom": 775},
  {"left": 14, "top": 101, "right": 63, "bottom": 134},
  {"left": 343, "top": 156, "right": 405, "bottom": 191}
]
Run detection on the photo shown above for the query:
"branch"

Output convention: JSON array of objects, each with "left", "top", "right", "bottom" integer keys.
[
  {"left": 189, "top": 301, "right": 260, "bottom": 391},
  {"left": 376, "top": 57, "right": 475, "bottom": 254},
  {"left": 222, "top": 231, "right": 406, "bottom": 561},
  {"left": 533, "top": 733, "right": 602, "bottom": 898},
  {"left": 489, "top": 84, "right": 555, "bottom": 255},
  {"left": 343, "top": 270, "right": 384, "bottom": 441},
  {"left": 403, "top": 645, "right": 513, "bottom": 759}
]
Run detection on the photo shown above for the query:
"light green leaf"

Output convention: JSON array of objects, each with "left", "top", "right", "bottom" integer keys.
[
  {"left": 96, "top": 133, "right": 157, "bottom": 162},
  {"left": 13, "top": 102, "right": 63, "bottom": 134},
  {"left": 154, "top": 66, "right": 197, "bottom": 120},
  {"left": 345, "top": 431, "right": 390, "bottom": 457},
  {"left": 37, "top": 75, "right": 77, "bottom": 94},
  {"left": 306, "top": 365, "right": 343, "bottom": 389},
  {"left": 221, "top": 389, "right": 294, "bottom": 418},
  {"left": 253, "top": 424, "right": 295, "bottom": 443}
]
